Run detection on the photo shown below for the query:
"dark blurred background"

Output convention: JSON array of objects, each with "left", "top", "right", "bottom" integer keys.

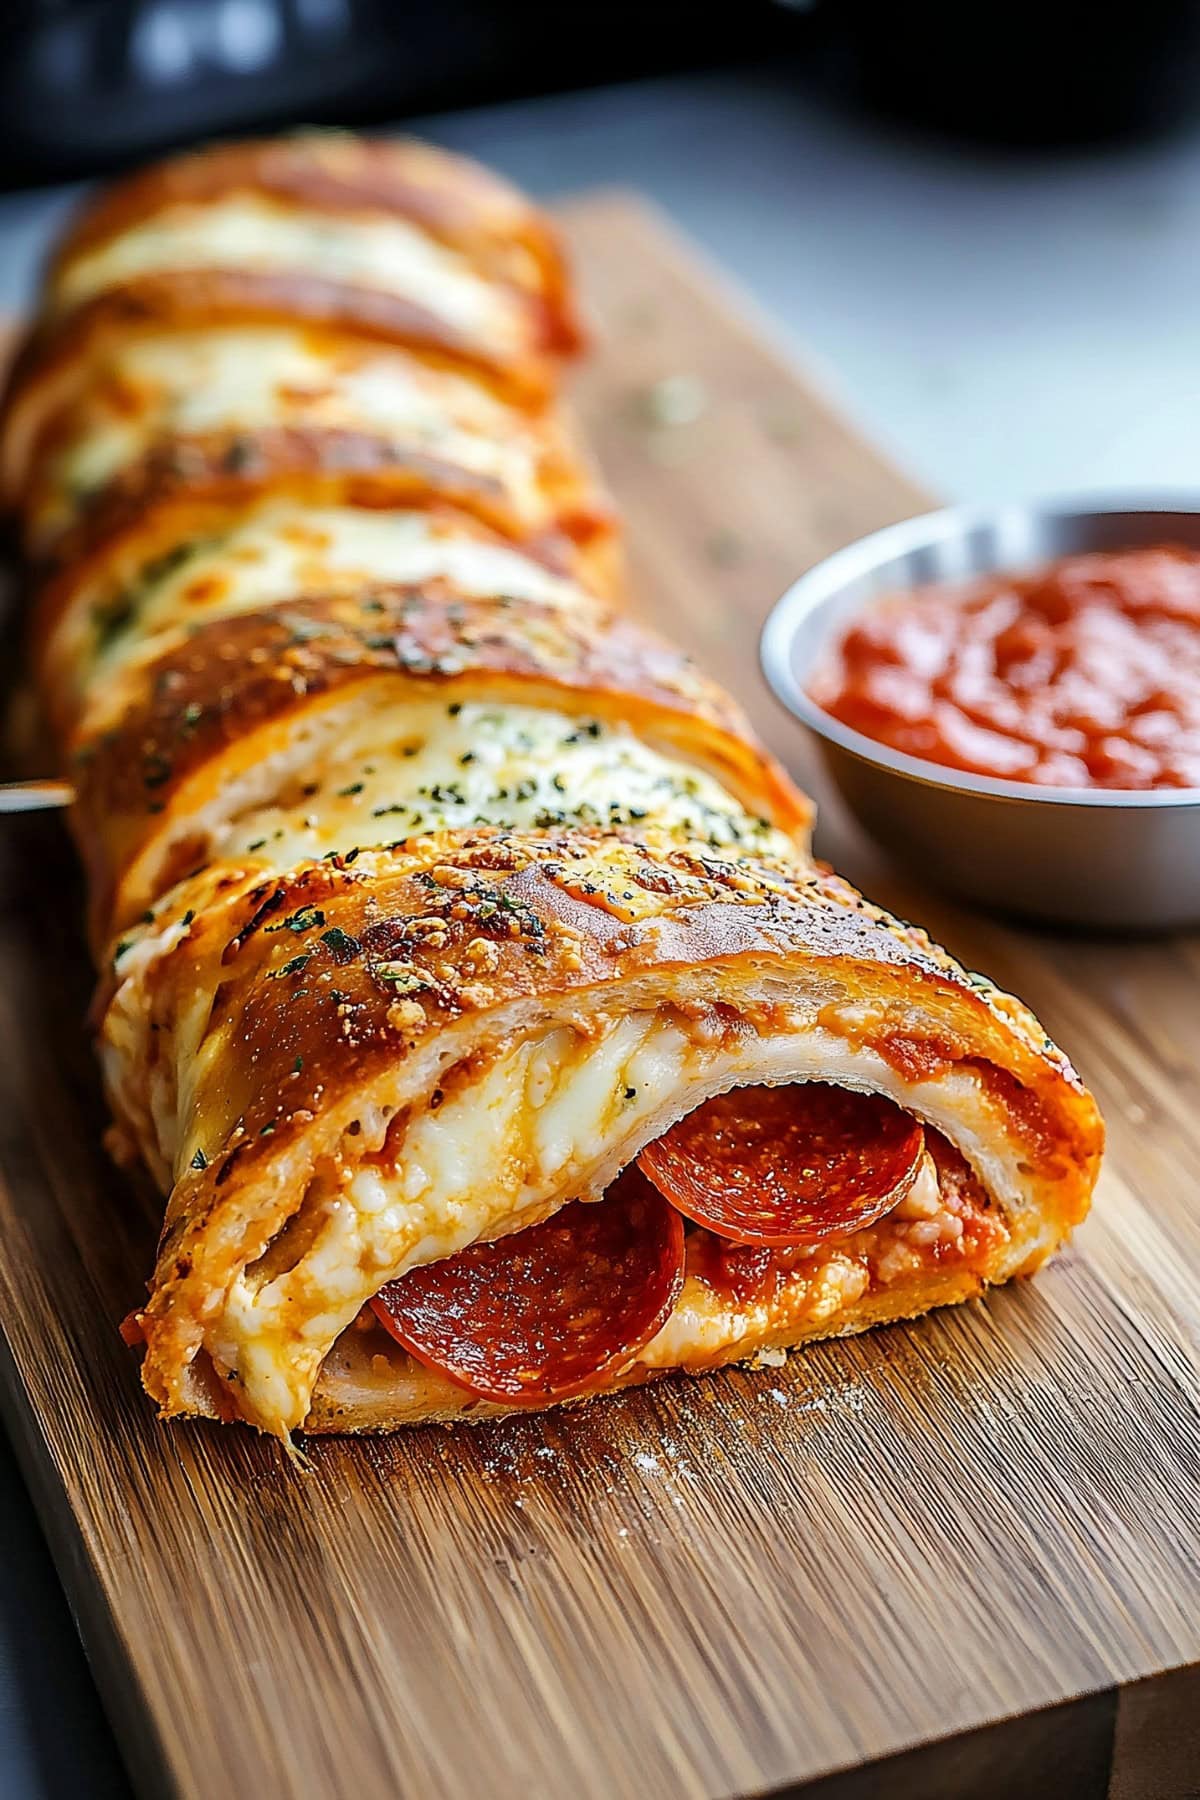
[{"left": 5, "top": 0, "right": 1200, "bottom": 185}]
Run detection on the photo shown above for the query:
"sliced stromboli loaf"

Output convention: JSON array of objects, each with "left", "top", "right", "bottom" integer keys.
[{"left": 3, "top": 132, "right": 1103, "bottom": 1443}]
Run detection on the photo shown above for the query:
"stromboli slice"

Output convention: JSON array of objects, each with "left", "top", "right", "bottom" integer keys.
[
  {"left": 34, "top": 503, "right": 590, "bottom": 741},
  {"left": 45, "top": 134, "right": 579, "bottom": 353},
  {"left": 17, "top": 324, "right": 612, "bottom": 563},
  {"left": 73, "top": 584, "right": 809, "bottom": 939},
  {"left": 101, "top": 833, "right": 1099, "bottom": 1436}
]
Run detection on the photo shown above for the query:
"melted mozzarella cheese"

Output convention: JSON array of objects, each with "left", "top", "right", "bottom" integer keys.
[
  {"left": 308, "top": 1150, "right": 974, "bottom": 1424},
  {"left": 210, "top": 1010, "right": 980, "bottom": 1436},
  {"left": 218, "top": 698, "right": 788, "bottom": 871},
  {"left": 74, "top": 504, "right": 585, "bottom": 717},
  {"left": 356, "top": 1016, "right": 686, "bottom": 1261},
  {"left": 52, "top": 326, "right": 543, "bottom": 520},
  {"left": 214, "top": 1011, "right": 787, "bottom": 1431},
  {"left": 53, "top": 197, "right": 523, "bottom": 351},
  {"left": 640, "top": 1157, "right": 942, "bottom": 1367}
]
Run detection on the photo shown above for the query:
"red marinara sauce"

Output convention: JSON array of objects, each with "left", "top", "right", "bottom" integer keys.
[{"left": 812, "top": 545, "right": 1200, "bottom": 790}]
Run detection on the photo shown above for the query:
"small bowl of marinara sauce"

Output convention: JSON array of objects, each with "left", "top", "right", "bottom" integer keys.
[{"left": 761, "top": 500, "right": 1200, "bottom": 930}]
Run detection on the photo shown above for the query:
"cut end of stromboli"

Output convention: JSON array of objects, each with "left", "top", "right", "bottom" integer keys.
[{"left": 5, "top": 130, "right": 1103, "bottom": 1444}]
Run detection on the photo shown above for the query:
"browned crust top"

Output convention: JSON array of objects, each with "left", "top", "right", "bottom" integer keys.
[
  {"left": 74, "top": 583, "right": 803, "bottom": 834},
  {"left": 5, "top": 270, "right": 563, "bottom": 443},
  {"left": 29, "top": 420, "right": 613, "bottom": 577}
]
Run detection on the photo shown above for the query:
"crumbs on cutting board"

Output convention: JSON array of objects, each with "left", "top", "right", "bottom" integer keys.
[
  {"left": 464, "top": 1370, "right": 870, "bottom": 1513},
  {"left": 758, "top": 1378, "right": 869, "bottom": 1418}
]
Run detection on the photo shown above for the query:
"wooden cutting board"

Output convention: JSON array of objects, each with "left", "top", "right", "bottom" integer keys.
[{"left": 1, "top": 195, "right": 1198, "bottom": 1800}]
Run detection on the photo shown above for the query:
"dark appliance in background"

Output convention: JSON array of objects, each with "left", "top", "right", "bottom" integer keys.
[
  {"left": 3, "top": 0, "right": 1199, "bottom": 187},
  {"left": 0, "top": 0, "right": 813, "bottom": 185},
  {"left": 830, "top": 0, "right": 1200, "bottom": 147}
]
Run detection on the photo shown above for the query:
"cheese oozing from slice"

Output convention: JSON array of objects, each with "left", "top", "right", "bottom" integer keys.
[
  {"left": 208, "top": 1002, "right": 998, "bottom": 1436},
  {"left": 212, "top": 1011, "right": 797, "bottom": 1432},
  {"left": 51, "top": 197, "right": 526, "bottom": 352},
  {"left": 218, "top": 698, "right": 789, "bottom": 872},
  {"left": 70, "top": 504, "right": 585, "bottom": 726},
  {"left": 49, "top": 326, "right": 548, "bottom": 528}
]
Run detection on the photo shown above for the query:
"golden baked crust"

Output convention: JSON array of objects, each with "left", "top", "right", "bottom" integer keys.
[
  {"left": 45, "top": 132, "right": 582, "bottom": 353},
  {"left": 12, "top": 319, "right": 613, "bottom": 576},
  {"left": 3, "top": 136, "right": 578, "bottom": 485},
  {"left": 2, "top": 131, "right": 1103, "bottom": 1442}
]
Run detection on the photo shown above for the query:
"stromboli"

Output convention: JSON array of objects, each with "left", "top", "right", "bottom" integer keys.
[{"left": 2, "top": 132, "right": 1103, "bottom": 1441}]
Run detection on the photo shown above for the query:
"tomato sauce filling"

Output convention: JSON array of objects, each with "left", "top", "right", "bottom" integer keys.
[
  {"left": 812, "top": 545, "right": 1200, "bottom": 789},
  {"left": 369, "top": 1082, "right": 1006, "bottom": 1404},
  {"left": 685, "top": 1127, "right": 1002, "bottom": 1307}
]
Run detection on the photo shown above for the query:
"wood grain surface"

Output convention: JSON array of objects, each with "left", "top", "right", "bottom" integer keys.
[{"left": 1, "top": 194, "right": 1198, "bottom": 1800}]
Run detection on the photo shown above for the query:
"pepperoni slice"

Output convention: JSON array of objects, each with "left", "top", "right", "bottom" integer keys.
[
  {"left": 370, "top": 1169, "right": 685, "bottom": 1405},
  {"left": 638, "top": 1082, "right": 925, "bottom": 1247}
]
